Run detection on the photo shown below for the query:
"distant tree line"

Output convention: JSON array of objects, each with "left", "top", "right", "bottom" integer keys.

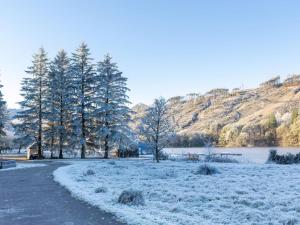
[
  {"left": 168, "top": 133, "right": 216, "bottom": 148},
  {"left": 13, "top": 43, "right": 132, "bottom": 159}
]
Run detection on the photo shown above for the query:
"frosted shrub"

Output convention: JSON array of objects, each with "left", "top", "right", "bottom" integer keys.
[
  {"left": 268, "top": 149, "right": 277, "bottom": 162},
  {"left": 284, "top": 153, "right": 296, "bottom": 164},
  {"left": 267, "top": 150, "right": 300, "bottom": 164},
  {"left": 159, "top": 152, "right": 169, "bottom": 160},
  {"left": 84, "top": 169, "right": 95, "bottom": 176},
  {"left": 118, "top": 190, "right": 145, "bottom": 206},
  {"left": 283, "top": 218, "right": 297, "bottom": 225},
  {"left": 295, "top": 152, "right": 300, "bottom": 162},
  {"left": 194, "top": 164, "right": 219, "bottom": 175},
  {"left": 95, "top": 187, "right": 107, "bottom": 193}
]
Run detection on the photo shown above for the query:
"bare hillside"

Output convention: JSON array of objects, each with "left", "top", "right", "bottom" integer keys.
[{"left": 132, "top": 75, "right": 300, "bottom": 147}]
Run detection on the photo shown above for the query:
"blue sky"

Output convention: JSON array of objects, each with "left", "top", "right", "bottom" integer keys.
[{"left": 1, "top": 0, "right": 300, "bottom": 108}]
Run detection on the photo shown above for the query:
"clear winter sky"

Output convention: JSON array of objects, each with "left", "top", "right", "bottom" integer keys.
[{"left": 1, "top": 0, "right": 300, "bottom": 108}]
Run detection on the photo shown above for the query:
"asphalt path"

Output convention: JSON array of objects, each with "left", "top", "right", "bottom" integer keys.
[{"left": 0, "top": 161, "right": 127, "bottom": 225}]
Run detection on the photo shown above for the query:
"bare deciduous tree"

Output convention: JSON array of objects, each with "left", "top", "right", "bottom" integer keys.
[{"left": 140, "top": 97, "right": 172, "bottom": 162}]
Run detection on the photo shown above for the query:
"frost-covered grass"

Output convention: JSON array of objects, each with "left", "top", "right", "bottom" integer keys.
[
  {"left": 0, "top": 162, "right": 47, "bottom": 171},
  {"left": 53, "top": 160, "right": 300, "bottom": 225}
]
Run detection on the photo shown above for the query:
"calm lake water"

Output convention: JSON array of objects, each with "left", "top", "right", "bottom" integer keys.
[{"left": 164, "top": 147, "right": 300, "bottom": 163}]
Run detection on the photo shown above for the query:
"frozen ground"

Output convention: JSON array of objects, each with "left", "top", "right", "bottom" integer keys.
[
  {"left": 53, "top": 160, "right": 300, "bottom": 225},
  {"left": 0, "top": 162, "right": 46, "bottom": 171}
]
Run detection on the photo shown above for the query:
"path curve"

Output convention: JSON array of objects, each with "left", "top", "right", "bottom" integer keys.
[{"left": 0, "top": 161, "right": 127, "bottom": 225}]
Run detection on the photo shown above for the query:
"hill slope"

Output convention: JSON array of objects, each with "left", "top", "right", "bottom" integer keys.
[{"left": 132, "top": 75, "right": 300, "bottom": 147}]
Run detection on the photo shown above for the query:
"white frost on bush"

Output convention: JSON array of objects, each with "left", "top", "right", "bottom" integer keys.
[
  {"left": 194, "top": 164, "right": 219, "bottom": 175},
  {"left": 95, "top": 186, "right": 107, "bottom": 193},
  {"left": 118, "top": 190, "right": 145, "bottom": 206},
  {"left": 53, "top": 160, "right": 300, "bottom": 225},
  {"left": 84, "top": 169, "right": 95, "bottom": 176}
]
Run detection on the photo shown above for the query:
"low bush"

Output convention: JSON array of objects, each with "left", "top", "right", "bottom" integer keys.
[
  {"left": 268, "top": 149, "right": 277, "bottom": 162},
  {"left": 194, "top": 164, "right": 219, "bottom": 175},
  {"left": 84, "top": 169, "right": 95, "bottom": 176},
  {"left": 283, "top": 218, "right": 297, "bottom": 225},
  {"left": 159, "top": 152, "right": 169, "bottom": 160},
  {"left": 267, "top": 150, "right": 300, "bottom": 164},
  {"left": 118, "top": 190, "right": 145, "bottom": 206},
  {"left": 95, "top": 187, "right": 107, "bottom": 193}
]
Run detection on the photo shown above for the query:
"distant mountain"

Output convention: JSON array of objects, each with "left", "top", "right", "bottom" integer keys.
[
  {"left": 132, "top": 75, "right": 300, "bottom": 147},
  {"left": 131, "top": 103, "right": 149, "bottom": 114}
]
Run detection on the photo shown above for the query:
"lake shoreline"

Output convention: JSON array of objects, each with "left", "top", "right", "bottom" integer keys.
[{"left": 164, "top": 147, "right": 300, "bottom": 164}]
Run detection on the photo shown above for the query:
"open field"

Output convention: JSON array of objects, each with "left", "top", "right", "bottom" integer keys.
[{"left": 54, "top": 160, "right": 300, "bottom": 225}]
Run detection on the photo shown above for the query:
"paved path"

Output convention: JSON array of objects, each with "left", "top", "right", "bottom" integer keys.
[{"left": 0, "top": 161, "right": 127, "bottom": 225}]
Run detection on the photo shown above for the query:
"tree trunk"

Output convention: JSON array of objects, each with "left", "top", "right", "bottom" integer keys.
[
  {"left": 59, "top": 95, "right": 63, "bottom": 159},
  {"left": 104, "top": 135, "right": 109, "bottom": 159},
  {"left": 155, "top": 118, "right": 160, "bottom": 163},
  {"left": 38, "top": 78, "right": 43, "bottom": 159},
  {"left": 81, "top": 110, "right": 86, "bottom": 159},
  {"left": 155, "top": 147, "right": 159, "bottom": 163},
  {"left": 81, "top": 143, "right": 85, "bottom": 159},
  {"left": 59, "top": 135, "right": 63, "bottom": 159},
  {"left": 81, "top": 76, "right": 86, "bottom": 159},
  {"left": 50, "top": 127, "right": 54, "bottom": 159},
  {"left": 103, "top": 95, "right": 109, "bottom": 159}
]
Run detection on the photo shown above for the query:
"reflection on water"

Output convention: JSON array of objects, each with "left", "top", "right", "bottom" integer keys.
[{"left": 164, "top": 147, "right": 300, "bottom": 164}]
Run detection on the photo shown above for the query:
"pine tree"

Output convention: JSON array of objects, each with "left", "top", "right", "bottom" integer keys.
[
  {"left": 94, "top": 54, "right": 131, "bottom": 159},
  {"left": 69, "top": 43, "right": 96, "bottom": 158},
  {"left": 140, "top": 98, "right": 172, "bottom": 162},
  {"left": 44, "top": 50, "right": 71, "bottom": 158},
  {"left": 14, "top": 48, "right": 49, "bottom": 158},
  {"left": 13, "top": 78, "right": 36, "bottom": 152},
  {"left": 0, "top": 80, "right": 8, "bottom": 148}
]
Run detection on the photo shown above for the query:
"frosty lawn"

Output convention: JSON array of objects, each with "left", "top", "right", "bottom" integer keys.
[{"left": 53, "top": 160, "right": 300, "bottom": 225}]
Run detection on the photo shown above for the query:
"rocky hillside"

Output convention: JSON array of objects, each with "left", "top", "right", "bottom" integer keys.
[{"left": 132, "top": 75, "right": 300, "bottom": 147}]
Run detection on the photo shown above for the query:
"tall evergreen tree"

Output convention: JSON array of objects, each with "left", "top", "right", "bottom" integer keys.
[
  {"left": 0, "top": 80, "right": 8, "bottom": 142},
  {"left": 13, "top": 78, "right": 36, "bottom": 152},
  {"left": 69, "top": 43, "right": 96, "bottom": 158},
  {"left": 44, "top": 50, "right": 71, "bottom": 158},
  {"left": 94, "top": 55, "right": 131, "bottom": 159},
  {"left": 14, "top": 48, "right": 49, "bottom": 158}
]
